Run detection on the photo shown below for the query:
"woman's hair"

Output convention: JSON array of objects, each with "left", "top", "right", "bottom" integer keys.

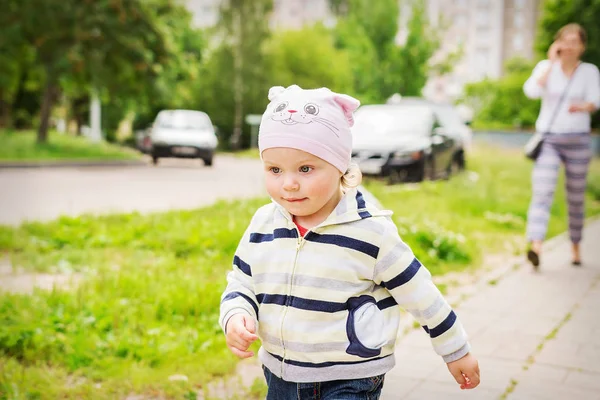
[
  {"left": 341, "top": 163, "right": 363, "bottom": 189},
  {"left": 555, "top": 23, "right": 587, "bottom": 46}
]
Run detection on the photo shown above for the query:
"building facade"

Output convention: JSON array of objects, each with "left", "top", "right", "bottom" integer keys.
[
  {"left": 185, "top": 0, "right": 333, "bottom": 29},
  {"left": 422, "top": 0, "right": 541, "bottom": 101},
  {"left": 185, "top": 0, "right": 542, "bottom": 101}
]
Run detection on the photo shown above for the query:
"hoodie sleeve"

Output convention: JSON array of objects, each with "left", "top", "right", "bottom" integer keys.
[
  {"left": 219, "top": 225, "right": 259, "bottom": 333},
  {"left": 373, "top": 221, "right": 470, "bottom": 363},
  {"left": 523, "top": 60, "right": 551, "bottom": 99}
]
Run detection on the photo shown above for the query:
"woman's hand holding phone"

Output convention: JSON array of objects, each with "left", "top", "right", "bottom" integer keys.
[{"left": 548, "top": 41, "right": 562, "bottom": 62}]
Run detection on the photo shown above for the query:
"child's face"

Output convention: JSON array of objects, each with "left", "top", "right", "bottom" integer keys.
[{"left": 262, "top": 148, "right": 343, "bottom": 225}]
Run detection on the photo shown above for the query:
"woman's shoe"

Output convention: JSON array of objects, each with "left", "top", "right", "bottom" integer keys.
[
  {"left": 572, "top": 260, "right": 582, "bottom": 267},
  {"left": 527, "top": 249, "right": 540, "bottom": 270}
]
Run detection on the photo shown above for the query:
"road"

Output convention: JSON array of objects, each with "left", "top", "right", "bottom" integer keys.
[{"left": 0, "top": 156, "right": 265, "bottom": 226}]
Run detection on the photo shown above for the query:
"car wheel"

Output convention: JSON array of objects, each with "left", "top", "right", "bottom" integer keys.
[
  {"left": 422, "top": 157, "right": 435, "bottom": 181},
  {"left": 413, "top": 160, "right": 425, "bottom": 182},
  {"left": 455, "top": 150, "right": 466, "bottom": 170},
  {"left": 388, "top": 168, "right": 407, "bottom": 184},
  {"left": 445, "top": 161, "right": 453, "bottom": 180},
  {"left": 203, "top": 156, "right": 213, "bottom": 166}
]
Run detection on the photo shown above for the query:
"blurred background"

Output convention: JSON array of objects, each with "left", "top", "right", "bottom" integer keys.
[
  {"left": 1, "top": 1, "right": 600, "bottom": 399},
  {"left": 1, "top": 0, "right": 599, "bottom": 153}
]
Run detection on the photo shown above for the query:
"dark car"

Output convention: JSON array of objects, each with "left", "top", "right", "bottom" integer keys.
[
  {"left": 351, "top": 104, "right": 457, "bottom": 182},
  {"left": 393, "top": 97, "right": 472, "bottom": 170}
]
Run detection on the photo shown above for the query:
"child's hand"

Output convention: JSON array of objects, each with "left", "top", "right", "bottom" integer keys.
[
  {"left": 225, "top": 313, "right": 259, "bottom": 358},
  {"left": 446, "top": 352, "right": 480, "bottom": 390}
]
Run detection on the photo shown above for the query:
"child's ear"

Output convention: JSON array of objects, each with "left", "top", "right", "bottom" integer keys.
[{"left": 333, "top": 94, "right": 361, "bottom": 127}]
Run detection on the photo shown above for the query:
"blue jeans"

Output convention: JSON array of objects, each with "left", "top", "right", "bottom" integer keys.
[{"left": 263, "top": 366, "right": 385, "bottom": 400}]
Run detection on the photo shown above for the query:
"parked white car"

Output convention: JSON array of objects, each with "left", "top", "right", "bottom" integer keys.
[{"left": 149, "top": 109, "right": 218, "bottom": 166}]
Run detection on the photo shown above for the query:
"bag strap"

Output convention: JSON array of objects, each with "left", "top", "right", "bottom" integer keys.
[{"left": 543, "top": 62, "right": 581, "bottom": 136}]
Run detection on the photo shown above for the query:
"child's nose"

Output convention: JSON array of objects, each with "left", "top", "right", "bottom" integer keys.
[
  {"left": 283, "top": 177, "right": 299, "bottom": 190},
  {"left": 288, "top": 110, "right": 297, "bottom": 113}
]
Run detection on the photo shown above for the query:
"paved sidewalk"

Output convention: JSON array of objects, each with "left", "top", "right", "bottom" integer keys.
[{"left": 382, "top": 220, "right": 600, "bottom": 400}]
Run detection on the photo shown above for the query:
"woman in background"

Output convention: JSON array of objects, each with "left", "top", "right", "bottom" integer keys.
[{"left": 523, "top": 23, "right": 600, "bottom": 269}]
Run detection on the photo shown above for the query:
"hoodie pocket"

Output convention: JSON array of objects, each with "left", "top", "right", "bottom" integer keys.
[{"left": 346, "top": 295, "right": 387, "bottom": 358}]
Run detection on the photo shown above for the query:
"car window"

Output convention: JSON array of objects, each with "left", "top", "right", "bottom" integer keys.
[
  {"left": 156, "top": 111, "right": 211, "bottom": 130},
  {"left": 353, "top": 106, "right": 433, "bottom": 136}
]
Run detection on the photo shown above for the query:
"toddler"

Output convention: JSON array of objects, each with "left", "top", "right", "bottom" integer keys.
[{"left": 220, "top": 85, "right": 480, "bottom": 399}]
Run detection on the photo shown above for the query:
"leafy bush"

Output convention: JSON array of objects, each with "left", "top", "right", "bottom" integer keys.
[{"left": 462, "top": 58, "right": 540, "bottom": 130}]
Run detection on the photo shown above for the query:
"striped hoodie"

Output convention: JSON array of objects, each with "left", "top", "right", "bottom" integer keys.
[{"left": 220, "top": 188, "right": 470, "bottom": 383}]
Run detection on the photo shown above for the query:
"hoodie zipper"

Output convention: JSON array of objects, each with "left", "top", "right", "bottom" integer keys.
[{"left": 279, "top": 228, "right": 305, "bottom": 378}]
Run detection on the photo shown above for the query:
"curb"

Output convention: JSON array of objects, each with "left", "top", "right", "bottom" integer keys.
[{"left": 0, "top": 159, "right": 148, "bottom": 169}]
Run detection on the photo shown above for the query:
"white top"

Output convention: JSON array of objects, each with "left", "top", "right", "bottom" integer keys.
[{"left": 523, "top": 60, "right": 600, "bottom": 134}]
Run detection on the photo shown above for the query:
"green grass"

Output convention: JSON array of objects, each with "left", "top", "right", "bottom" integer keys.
[
  {"left": 220, "top": 148, "right": 261, "bottom": 159},
  {"left": 0, "top": 130, "right": 142, "bottom": 162},
  {"left": 363, "top": 146, "right": 600, "bottom": 274},
  {"left": 0, "top": 198, "right": 268, "bottom": 399},
  {"left": 0, "top": 145, "right": 599, "bottom": 399}
]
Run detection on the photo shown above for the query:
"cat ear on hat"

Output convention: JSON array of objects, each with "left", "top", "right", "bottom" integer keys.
[
  {"left": 334, "top": 94, "right": 361, "bottom": 127},
  {"left": 268, "top": 86, "right": 286, "bottom": 101}
]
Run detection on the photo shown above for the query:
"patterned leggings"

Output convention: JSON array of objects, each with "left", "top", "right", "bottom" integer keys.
[{"left": 526, "top": 133, "right": 592, "bottom": 244}]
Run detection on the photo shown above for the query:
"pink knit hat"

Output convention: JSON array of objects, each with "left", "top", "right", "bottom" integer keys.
[{"left": 258, "top": 85, "right": 361, "bottom": 173}]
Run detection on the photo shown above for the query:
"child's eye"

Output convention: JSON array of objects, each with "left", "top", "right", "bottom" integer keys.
[
  {"left": 299, "top": 166, "right": 312, "bottom": 173},
  {"left": 270, "top": 167, "right": 281, "bottom": 174}
]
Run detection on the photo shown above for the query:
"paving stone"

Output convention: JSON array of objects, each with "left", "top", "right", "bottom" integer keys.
[
  {"left": 518, "top": 364, "right": 570, "bottom": 384},
  {"left": 379, "top": 377, "right": 421, "bottom": 400},
  {"left": 428, "top": 355, "right": 521, "bottom": 391},
  {"left": 563, "top": 370, "right": 600, "bottom": 392},
  {"left": 491, "top": 314, "right": 563, "bottom": 337},
  {"left": 487, "top": 331, "right": 545, "bottom": 361},
  {"left": 508, "top": 380, "right": 600, "bottom": 400},
  {"left": 534, "top": 339, "right": 600, "bottom": 372},
  {"left": 402, "top": 381, "right": 500, "bottom": 400},
  {"left": 465, "top": 334, "right": 500, "bottom": 357},
  {"left": 396, "top": 329, "right": 434, "bottom": 349},
  {"left": 536, "top": 350, "right": 600, "bottom": 374},
  {"left": 381, "top": 221, "right": 600, "bottom": 399},
  {"left": 454, "top": 311, "right": 503, "bottom": 338},
  {"left": 385, "top": 347, "right": 442, "bottom": 381},
  {"left": 553, "top": 324, "right": 596, "bottom": 345}
]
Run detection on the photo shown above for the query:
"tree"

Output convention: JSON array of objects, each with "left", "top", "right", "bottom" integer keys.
[
  {"left": 129, "top": 6, "right": 205, "bottom": 132},
  {"left": 0, "top": 41, "right": 42, "bottom": 130},
  {"left": 215, "top": 0, "right": 273, "bottom": 149},
  {"left": 462, "top": 58, "right": 540, "bottom": 130},
  {"left": 332, "top": 0, "right": 398, "bottom": 102},
  {"left": 345, "top": 0, "right": 399, "bottom": 61},
  {"left": 0, "top": 0, "right": 32, "bottom": 129},
  {"left": 264, "top": 25, "right": 354, "bottom": 93},
  {"left": 66, "top": 0, "right": 189, "bottom": 140},
  {"left": 332, "top": 20, "right": 380, "bottom": 103},
  {"left": 332, "top": 0, "right": 444, "bottom": 102},
  {"left": 382, "top": 0, "right": 440, "bottom": 98},
  {"left": 3, "top": 0, "right": 174, "bottom": 143}
]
